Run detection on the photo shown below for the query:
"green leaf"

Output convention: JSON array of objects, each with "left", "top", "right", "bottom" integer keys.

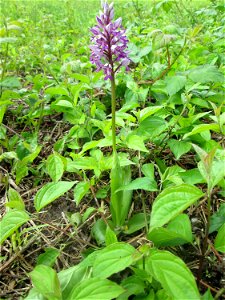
[
  {"left": 141, "top": 163, "right": 155, "bottom": 179},
  {"left": 29, "top": 265, "right": 62, "bottom": 299},
  {"left": 68, "top": 277, "right": 124, "bottom": 300},
  {"left": 117, "top": 177, "right": 157, "bottom": 192},
  {"left": 16, "top": 161, "right": 28, "bottom": 184},
  {"left": 82, "top": 207, "right": 96, "bottom": 223},
  {"left": 92, "top": 242, "right": 137, "bottom": 279},
  {"left": 34, "top": 181, "right": 76, "bottom": 211},
  {"left": 0, "top": 76, "right": 21, "bottom": 89},
  {"left": 73, "top": 73, "right": 90, "bottom": 84},
  {"left": 166, "top": 76, "right": 186, "bottom": 96},
  {"left": 150, "top": 184, "right": 204, "bottom": 229},
  {"left": 138, "top": 106, "right": 163, "bottom": 122},
  {"left": 74, "top": 181, "right": 90, "bottom": 205},
  {"left": 91, "top": 218, "right": 106, "bottom": 246},
  {"left": 105, "top": 226, "right": 118, "bottom": 246},
  {"left": 110, "top": 153, "right": 132, "bottom": 226},
  {"left": 124, "top": 213, "right": 147, "bottom": 234},
  {"left": 46, "top": 153, "right": 64, "bottom": 182},
  {"left": 167, "top": 139, "right": 191, "bottom": 159},
  {"left": 0, "top": 209, "right": 30, "bottom": 244},
  {"left": 188, "top": 65, "right": 224, "bottom": 83},
  {"left": 66, "top": 157, "right": 98, "bottom": 171},
  {"left": 6, "top": 188, "right": 25, "bottom": 210},
  {"left": 145, "top": 249, "right": 200, "bottom": 300},
  {"left": 148, "top": 214, "right": 193, "bottom": 247},
  {"left": 180, "top": 168, "right": 204, "bottom": 185},
  {"left": 37, "top": 248, "right": 60, "bottom": 267},
  {"left": 214, "top": 223, "right": 225, "bottom": 253},
  {"left": 136, "top": 116, "right": 168, "bottom": 139},
  {"left": 45, "top": 86, "right": 69, "bottom": 96},
  {"left": 183, "top": 124, "right": 220, "bottom": 139},
  {"left": 24, "top": 289, "right": 44, "bottom": 300},
  {"left": 202, "top": 289, "right": 214, "bottom": 300},
  {"left": 118, "top": 275, "right": 145, "bottom": 299},
  {"left": 209, "top": 203, "right": 225, "bottom": 233},
  {"left": 58, "top": 265, "right": 90, "bottom": 299},
  {"left": 126, "top": 135, "right": 148, "bottom": 152}
]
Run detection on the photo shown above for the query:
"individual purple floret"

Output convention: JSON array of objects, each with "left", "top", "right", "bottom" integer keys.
[{"left": 90, "top": 1, "right": 130, "bottom": 80}]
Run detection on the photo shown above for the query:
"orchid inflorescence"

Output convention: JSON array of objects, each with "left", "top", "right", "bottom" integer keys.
[{"left": 90, "top": 1, "right": 130, "bottom": 80}]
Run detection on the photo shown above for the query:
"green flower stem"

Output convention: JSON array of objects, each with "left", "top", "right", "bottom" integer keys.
[{"left": 111, "top": 72, "right": 117, "bottom": 153}]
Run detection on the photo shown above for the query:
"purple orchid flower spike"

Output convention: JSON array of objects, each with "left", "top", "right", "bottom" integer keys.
[{"left": 90, "top": 1, "right": 130, "bottom": 80}]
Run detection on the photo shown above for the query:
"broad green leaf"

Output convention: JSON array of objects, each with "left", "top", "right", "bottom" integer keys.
[
  {"left": 22, "top": 145, "right": 42, "bottom": 164},
  {"left": 16, "top": 161, "right": 28, "bottom": 184},
  {"left": 74, "top": 181, "right": 90, "bottom": 205},
  {"left": 52, "top": 100, "right": 74, "bottom": 110},
  {"left": 138, "top": 106, "right": 163, "bottom": 122},
  {"left": 136, "top": 116, "right": 168, "bottom": 139},
  {"left": 188, "top": 65, "right": 224, "bottom": 83},
  {"left": 46, "top": 153, "right": 64, "bottom": 182},
  {"left": 105, "top": 226, "right": 118, "bottom": 246},
  {"left": 202, "top": 289, "right": 214, "bottom": 300},
  {"left": 183, "top": 124, "right": 219, "bottom": 139},
  {"left": 148, "top": 227, "right": 188, "bottom": 247},
  {"left": 91, "top": 218, "right": 106, "bottom": 246},
  {"left": 167, "top": 214, "right": 193, "bottom": 242},
  {"left": 124, "top": 213, "right": 147, "bottom": 234},
  {"left": 66, "top": 157, "right": 98, "bottom": 171},
  {"left": 180, "top": 168, "right": 205, "bottom": 185},
  {"left": 118, "top": 275, "right": 145, "bottom": 300},
  {"left": 82, "top": 207, "right": 96, "bottom": 223},
  {"left": 167, "top": 139, "right": 191, "bottom": 159},
  {"left": 145, "top": 249, "right": 200, "bottom": 300},
  {"left": 92, "top": 242, "right": 137, "bottom": 279},
  {"left": 29, "top": 265, "right": 62, "bottom": 299},
  {"left": 148, "top": 214, "right": 193, "bottom": 247},
  {"left": 6, "top": 188, "right": 25, "bottom": 210},
  {"left": 110, "top": 154, "right": 132, "bottom": 226},
  {"left": 209, "top": 203, "right": 225, "bottom": 233},
  {"left": 45, "top": 86, "right": 69, "bottom": 96},
  {"left": 0, "top": 151, "right": 18, "bottom": 161},
  {"left": 68, "top": 277, "right": 124, "bottom": 300},
  {"left": 58, "top": 265, "right": 90, "bottom": 299},
  {"left": 126, "top": 135, "right": 148, "bottom": 152},
  {"left": 141, "top": 163, "right": 155, "bottom": 179},
  {"left": 0, "top": 209, "right": 30, "bottom": 244},
  {"left": 73, "top": 73, "right": 90, "bottom": 84},
  {"left": 37, "top": 248, "right": 60, "bottom": 267},
  {"left": 117, "top": 177, "right": 157, "bottom": 192},
  {"left": 34, "top": 181, "right": 76, "bottom": 211},
  {"left": 150, "top": 184, "right": 204, "bottom": 229},
  {"left": 214, "top": 223, "right": 225, "bottom": 253},
  {"left": 80, "top": 140, "right": 100, "bottom": 154},
  {"left": 166, "top": 75, "right": 186, "bottom": 96},
  {"left": 24, "top": 288, "right": 44, "bottom": 300}
]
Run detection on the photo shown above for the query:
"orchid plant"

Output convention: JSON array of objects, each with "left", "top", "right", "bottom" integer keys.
[{"left": 90, "top": 1, "right": 132, "bottom": 227}]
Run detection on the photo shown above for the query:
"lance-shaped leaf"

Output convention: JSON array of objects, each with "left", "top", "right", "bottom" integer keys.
[
  {"left": 150, "top": 184, "right": 204, "bottom": 229},
  {"left": 34, "top": 181, "right": 76, "bottom": 211},
  {"left": 92, "top": 242, "right": 138, "bottom": 279},
  {"left": 146, "top": 249, "right": 200, "bottom": 300},
  {"left": 68, "top": 277, "right": 124, "bottom": 300},
  {"left": 0, "top": 209, "right": 30, "bottom": 244}
]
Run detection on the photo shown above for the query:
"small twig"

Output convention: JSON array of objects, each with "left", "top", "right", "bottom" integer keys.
[
  {"left": 0, "top": 236, "right": 38, "bottom": 273},
  {"left": 2, "top": 124, "right": 23, "bottom": 139},
  {"left": 197, "top": 278, "right": 225, "bottom": 298},
  {"left": 207, "top": 238, "right": 223, "bottom": 263}
]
